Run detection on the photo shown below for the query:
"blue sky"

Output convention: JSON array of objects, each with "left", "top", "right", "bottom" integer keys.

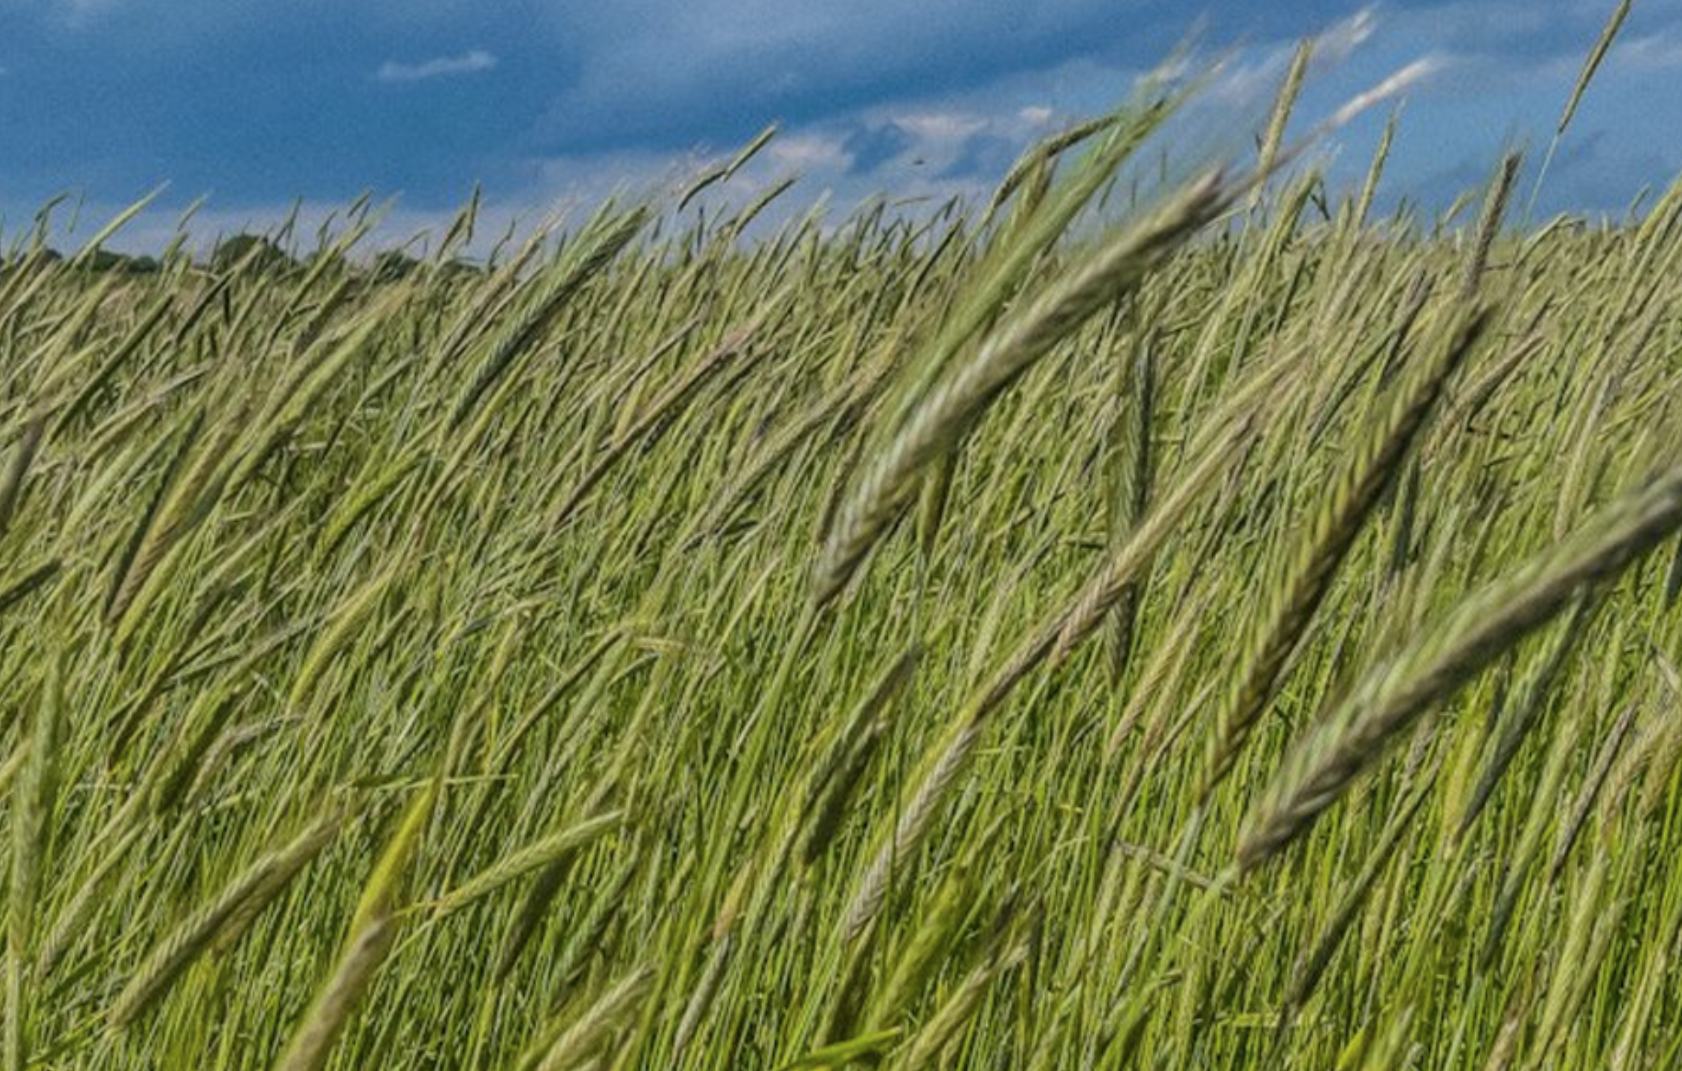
[{"left": 2, "top": 0, "right": 1680, "bottom": 252}]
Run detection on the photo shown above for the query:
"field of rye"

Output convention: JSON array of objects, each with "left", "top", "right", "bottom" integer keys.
[{"left": 5, "top": 29, "right": 1682, "bottom": 1071}]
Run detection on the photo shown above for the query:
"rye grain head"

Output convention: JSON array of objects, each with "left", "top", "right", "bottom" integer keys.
[
  {"left": 1053, "top": 345, "right": 1298, "bottom": 663},
  {"left": 1104, "top": 327, "right": 1157, "bottom": 685},
  {"left": 1237, "top": 463, "right": 1682, "bottom": 873},
  {"left": 1201, "top": 305, "right": 1491, "bottom": 802},
  {"left": 813, "top": 168, "right": 1235, "bottom": 608},
  {"left": 108, "top": 804, "right": 350, "bottom": 1029}
]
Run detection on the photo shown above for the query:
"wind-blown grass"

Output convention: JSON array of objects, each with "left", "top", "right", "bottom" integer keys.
[{"left": 2, "top": 49, "right": 1681, "bottom": 1071}]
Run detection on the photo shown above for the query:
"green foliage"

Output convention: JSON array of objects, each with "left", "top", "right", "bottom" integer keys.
[{"left": 209, "top": 232, "right": 298, "bottom": 275}]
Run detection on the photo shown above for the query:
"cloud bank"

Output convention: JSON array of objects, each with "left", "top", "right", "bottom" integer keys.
[{"left": 0, "top": 0, "right": 1678, "bottom": 251}]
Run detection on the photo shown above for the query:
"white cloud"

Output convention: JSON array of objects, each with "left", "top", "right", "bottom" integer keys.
[
  {"left": 376, "top": 49, "right": 497, "bottom": 84},
  {"left": 54, "top": 0, "right": 126, "bottom": 28},
  {"left": 768, "top": 134, "right": 851, "bottom": 171},
  {"left": 1315, "top": 8, "right": 1377, "bottom": 63},
  {"left": 893, "top": 113, "right": 991, "bottom": 141},
  {"left": 1325, "top": 56, "right": 1444, "bottom": 130},
  {"left": 1617, "top": 32, "right": 1682, "bottom": 71}
]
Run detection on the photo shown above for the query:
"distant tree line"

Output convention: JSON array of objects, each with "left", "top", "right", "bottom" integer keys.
[{"left": 4, "top": 233, "right": 485, "bottom": 282}]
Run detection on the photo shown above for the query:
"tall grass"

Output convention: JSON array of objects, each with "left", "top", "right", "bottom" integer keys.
[{"left": 1, "top": 47, "right": 1681, "bottom": 1071}]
